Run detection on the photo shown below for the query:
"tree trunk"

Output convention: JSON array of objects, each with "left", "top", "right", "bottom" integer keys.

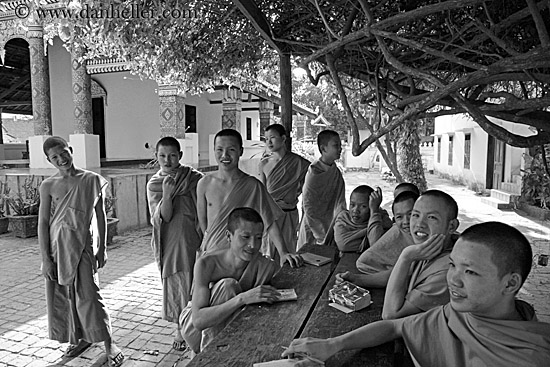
[{"left": 397, "top": 120, "right": 428, "bottom": 192}]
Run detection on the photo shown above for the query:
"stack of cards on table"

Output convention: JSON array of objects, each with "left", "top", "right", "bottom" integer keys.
[
  {"left": 276, "top": 289, "right": 297, "bottom": 302},
  {"left": 300, "top": 252, "right": 331, "bottom": 266},
  {"left": 328, "top": 281, "right": 371, "bottom": 312}
]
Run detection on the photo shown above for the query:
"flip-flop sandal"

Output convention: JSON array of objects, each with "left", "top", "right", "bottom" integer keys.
[
  {"left": 108, "top": 351, "right": 124, "bottom": 367},
  {"left": 64, "top": 341, "right": 92, "bottom": 357},
  {"left": 172, "top": 339, "right": 187, "bottom": 351}
]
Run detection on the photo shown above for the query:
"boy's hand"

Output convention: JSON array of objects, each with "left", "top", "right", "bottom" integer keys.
[
  {"left": 369, "top": 187, "right": 383, "bottom": 213},
  {"left": 281, "top": 337, "right": 336, "bottom": 362},
  {"left": 96, "top": 250, "right": 108, "bottom": 268},
  {"left": 162, "top": 175, "right": 176, "bottom": 198},
  {"left": 241, "top": 285, "right": 280, "bottom": 305},
  {"left": 402, "top": 234, "right": 445, "bottom": 262},
  {"left": 283, "top": 253, "right": 304, "bottom": 268},
  {"left": 42, "top": 259, "right": 57, "bottom": 281},
  {"left": 335, "top": 271, "right": 354, "bottom": 285}
]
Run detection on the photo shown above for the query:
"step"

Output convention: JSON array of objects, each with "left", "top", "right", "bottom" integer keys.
[
  {"left": 490, "top": 189, "right": 520, "bottom": 203},
  {"left": 500, "top": 182, "right": 521, "bottom": 195},
  {"left": 480, "top": 196, "right": 514, "bottom": 210}
]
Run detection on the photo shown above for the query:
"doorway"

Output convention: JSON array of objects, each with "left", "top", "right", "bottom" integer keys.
[
  {"left": 92, "top": 97, "right": 106, "bottom": 158},
  {"left": 486, "top": 136, "right": 505, "bottom": 189}
]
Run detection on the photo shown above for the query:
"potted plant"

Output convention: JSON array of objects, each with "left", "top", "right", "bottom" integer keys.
[
  {"left": 0, "top": 181, "right": 10, "bottom": 234},
  {"left": 6, "top": 176, "right": 40, "bottom": 238},
  {"left": 104, "top": 195, "right": 119, "bottom": 245}
]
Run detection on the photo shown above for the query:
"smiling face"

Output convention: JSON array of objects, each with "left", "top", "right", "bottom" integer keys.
[
  {"left": 349, "top": 192, "right": 370, "bottom": 224},
  {"left": 265, "top": 129, "right": 286, "bottom": 153},
  {"left": 46, "top": 145, "right": 74, "bottom": 171},
  {"left": 228, "top": 219, "right": 264, "bottom": 262},
  {"left": 393, "top": 198, "right": 415, "bottom": 235},
  {"left": 214, "top": 136, "right": 243, "bottom": 170},
  {"left": 321, "top": 137, "right": 342, "bottom": 164},
  {"left": 156, "top": 144, "right": 182, "bottom": 174},
  {"left": 447, "top": 239, "right": 513, "bottom": 317},
  {"left": 409, "top": 195, "right": 456, "bottom": 244}
]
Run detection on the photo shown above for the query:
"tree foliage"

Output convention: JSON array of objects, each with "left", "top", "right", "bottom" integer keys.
[
  {"left": 243, "top": 0, "right": 550, "bottom": 151},
  {"left": 38, "top": 0, "right": 278, "bottom": 93}
]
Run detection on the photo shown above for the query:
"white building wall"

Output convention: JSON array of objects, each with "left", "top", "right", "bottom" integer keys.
[{"left": 434, "top": 114, "right": 530, "bottom": 190}]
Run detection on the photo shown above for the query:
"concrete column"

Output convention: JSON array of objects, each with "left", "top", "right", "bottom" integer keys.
[
  {"left": 71, "top": 46, "right": 93, "bottom": 134},
  {"left": 27, "top": 25, "right": 52, "bottom": 135},
  {"left": 222, "top": 87, "right": 242, "bottom": 131},
  {"left": 158, "top": 86, "right": 186, "bottom": 138},
  {"left": 259, "top": 100, "right": 274, "bottom": 136}
]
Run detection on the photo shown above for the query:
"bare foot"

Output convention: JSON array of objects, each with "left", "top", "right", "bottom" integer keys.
[{"left": 173, "top": 326, "right": 187, "bottom": 351}]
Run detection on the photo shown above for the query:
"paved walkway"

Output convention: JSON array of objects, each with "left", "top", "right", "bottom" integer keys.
[{"left": 1, "top": 172, "right": 549, "bottom": 367}]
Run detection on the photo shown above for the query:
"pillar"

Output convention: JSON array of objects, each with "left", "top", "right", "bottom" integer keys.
[
  {"left": 158, "top": 86, "right": 186, "bottom": 138},
  {"left": 158, "top": 86, "right": 187, "bottom": 165},
  {"left": 279, "top": 52, "right": 293, "bottom": 150},
  {"left": 27, "top": 24, "right": 52, "bottom": 135},
  {"left": 259, "top": 100, "right": 274, "bottom": 137},
  {"left": 71, "top": 45, "right": 93, "bottom": 134},
  {"left": 222, "top": 87, "right": 242, "bottom": 131}
]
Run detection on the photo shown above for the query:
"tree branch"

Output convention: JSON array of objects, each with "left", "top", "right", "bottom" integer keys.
[
  {"left": 526, "top": 0, "right": 550, "bottom": 47},
  {"left": 452, "top": 94, "right": 550, "bottom": 147}
]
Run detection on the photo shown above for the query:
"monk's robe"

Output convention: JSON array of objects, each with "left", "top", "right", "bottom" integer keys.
[
  {"left": 405, "top": 238, "right": 457, "bottom": 311},
  {"left": 179, "top": 252, "right": 278, "bottom": 353},
  {"left": 147, "top": 165, "right": 203, "bottom": 323},
  {"left": 45, "top": 170, "right": 111, "bottom": 344},
  {"left": 333, "top": 210, "right": 368, "bottom": 253},
  {"left": 365, "top": 210, "right": 394, "bottom": 245},
  {"left": 200, "top": 174, "right": 283, "bottom": 254},
  {"left": 297, "top": 159, "right": 346, "bottom": 250},
  {"left": 402, "top": 301, "right": 550, "bottom": 366},
  {"left": 356, "top": 224, "right": 413, "bottom": 274},
  {"left": 264, "top": 152, "right": 310, "bottom": 256}
]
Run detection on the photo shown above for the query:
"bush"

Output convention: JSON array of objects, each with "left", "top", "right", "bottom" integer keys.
[
  {"left": 521, "top": 150, "right": 550, "bottom": 210},
  {"left": 7, "top": 176, "right": 40, "bottom": 216}
]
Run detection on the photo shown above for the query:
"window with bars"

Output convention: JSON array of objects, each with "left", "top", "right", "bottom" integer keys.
[{"left": 464, "top": 134, "right": 471, "bottom": 169}]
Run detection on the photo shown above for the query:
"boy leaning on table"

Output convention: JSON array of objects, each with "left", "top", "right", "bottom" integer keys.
[
  {"left": 282, "top": 222, "right": 550, "bottom": 366},
  {"left": 179, "top": 207, "right": 280, "bottom": 354}
]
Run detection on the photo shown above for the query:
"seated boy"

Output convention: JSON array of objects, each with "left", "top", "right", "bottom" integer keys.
[
  {"left": 382, "top": 189, "right": 459, "bottom": 319},
  {"left": 283, "top": 222, "right": 550, "bottom": 366},
  {"left": 146, "top": 137, "right": 203, "bottom": 350},
  {"left": 179, "top": 208, "right": 280, "bottom": 353},
  {"left": 337, "top": 190, "right": 419, "bottom": 288},
  {"left": 297, "top": 130, "right": 347, "bottom": 250},
  {"left": 365, "top": 183, "right": 419, "bottom": 245},
  {"left": 333, "top": 185, "right": 374, "bottom": 253},
  {"left": 197, "top": 129, "right": 302, "bottom": 267}
]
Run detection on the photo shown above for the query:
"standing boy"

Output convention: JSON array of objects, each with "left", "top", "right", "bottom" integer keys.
[
  {"left": 283, "top": 222, "right": 550, "bottom": 366},
  {"left": 146, "top": 137, "right": 203, "bottom": 350},
  {"left": 259, "top": 124, "right": 310, "bottom": 256},
  {"left": 196, "top": 129, "right": 302, "bottom": 267},
  {"left": 38, "top": 137, "right": 123, "bottom": 367},
  {"left": 179, "top": 208, "right": 280, "bottom": 353},
  {"left": 297, "top": 130, "right": 346, "bottom": 249}
]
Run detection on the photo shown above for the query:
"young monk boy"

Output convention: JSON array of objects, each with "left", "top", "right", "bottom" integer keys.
[
  {"left": 382, "top": 189, "right": 459, "bottom": 319},
  {"left": 333, "top": 185, "right": 374, "bottom": 253},
  {"left": 297, "top": 130, "right": 346, "bottom": 249},
  {"left": 337, "top": 190, "right": 419, "bottom": 288},
  {"left": 38, "top": 136, "right": 123, "bottom": 367},
  {"left": 146, "top": 137, "right": 203, "bottom": 350},
  {"left": 196, "top": 129, "right": 302, "bottom": 267},
  {"left": 283, "top": 222, "right": 550, "bottom": 366},
  {"left": 259, "top": 124, "right": 310, "bottom": 256},
  {"left": 179, "top": 207, "right": 280, "bottom": 353}
]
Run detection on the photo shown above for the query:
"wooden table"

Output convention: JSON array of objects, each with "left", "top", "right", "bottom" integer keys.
[
  {"left": 186, "top": 247, "right": 395, "bottom": 367},
  {"left": 299, "top": 253, "right": 395, "bottom": 367}
]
